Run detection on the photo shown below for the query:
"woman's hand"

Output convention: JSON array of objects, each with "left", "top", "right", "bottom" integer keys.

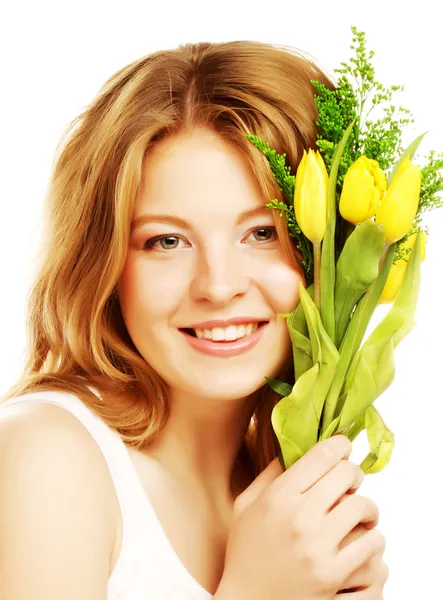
[
  {"left": 217, "top": 436, "right": 385, "bottom": 600},
  {"left": 336, "top": 494, "right": 389, "bottom": 597}
]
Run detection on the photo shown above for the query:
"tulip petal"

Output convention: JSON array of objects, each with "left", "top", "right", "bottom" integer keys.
[
  {"left": 375, "top": 165, "right": 422, "bottom": 243},
  {"left": 339, "top": 168, "right": 374, "bottom": 224},
  {"left": 379, "top": 260, "right": 407, "bottom": 304},
  {"left": 365, "top": 232, "right": 422, "bottom": 348},
  {"left": 294, "top": 150, "right": 328, "bottom": 243}
]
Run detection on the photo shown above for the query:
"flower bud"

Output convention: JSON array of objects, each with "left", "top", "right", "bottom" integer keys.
[
  {"left": 375, "top": 156, "right": 422, "bottom": 244},
  {"left": 339, "top": 156, "right": 386, "bottom": 224},
  {"left": 402, "top": 231, "right": 427, "bottom": 261},
  {"left": 293, "top": 149, "right": 329, "bottom": 244},
  {"left": 379, "top": 260, "right": 407, "bottom": 304},
  {"left": 379, "top": 231, "right": 427, "bottom": 303}
]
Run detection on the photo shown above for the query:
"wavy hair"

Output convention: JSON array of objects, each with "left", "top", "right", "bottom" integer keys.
[{"left": 1, "top": 39, "right": 335, "bottom": 483}]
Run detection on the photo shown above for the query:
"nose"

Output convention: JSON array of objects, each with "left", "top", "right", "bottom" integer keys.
[{"left": 189, "top": 243, "right": 250, "bottom": 306}]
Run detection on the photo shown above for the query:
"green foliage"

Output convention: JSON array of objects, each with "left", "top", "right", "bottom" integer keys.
[
  {"left": 393, "top": 149, "right": 443, "bottom": 260},
  {"left": 245, "top": 25, "right": 443, "bottom": 475},
  {"left": 246, "top": 25, "right": 443, "bottom": 290},
  {"left": 312, "top": 25, "right": 442, "bottom": 265},
  {"left": 313, "top": 27, "right": 414, "bottom": 183},
  {"left": 265, "top": 200, "right": 313, "bottom": 283},
  {"left": 244, "top": 134, "right": 295, "bottom": 203},
  {"left": 416, "top": 149, "right": 443, "bottom": 222},
  {"left": 245, "top": 133, "right": 314, "bottom": 283}
]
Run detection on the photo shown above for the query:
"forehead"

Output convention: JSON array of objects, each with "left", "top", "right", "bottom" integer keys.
[{"left": 134, "top": 128, "right": 267, "bottom": 219}]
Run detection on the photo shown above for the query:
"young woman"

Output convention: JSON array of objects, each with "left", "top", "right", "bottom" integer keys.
[{"left": 0, "top": 40, "right": 388, "bottom": 599}]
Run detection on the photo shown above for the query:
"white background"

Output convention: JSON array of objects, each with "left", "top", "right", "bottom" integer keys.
[{"left": 1, "top": 1, "right": 442, "bottom": 597}]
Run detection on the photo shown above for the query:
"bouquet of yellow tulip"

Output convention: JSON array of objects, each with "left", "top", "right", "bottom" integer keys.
[{"left": 247, "top": 27, "right": 443, "bottom": 473}]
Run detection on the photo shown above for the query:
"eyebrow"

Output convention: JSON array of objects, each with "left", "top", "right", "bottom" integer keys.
[{"left": 130, "top": 205, "right": 271, "bottom": 232}]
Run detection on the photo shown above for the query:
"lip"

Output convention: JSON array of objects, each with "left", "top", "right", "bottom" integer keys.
[
  {"left": 184, "top": 316, "right": 269, "bottom": 329},
  {"left": 179, "top": 321, "right": 270, "bottom": 357}
]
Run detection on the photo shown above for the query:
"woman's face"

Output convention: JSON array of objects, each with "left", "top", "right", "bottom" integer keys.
[{"left": 118, "top": 127, "right": 303, "bottom": 402}]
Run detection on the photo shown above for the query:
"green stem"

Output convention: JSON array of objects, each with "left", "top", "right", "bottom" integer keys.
[
  {"left": 313, "top": 242, "right": 321, "bottom": 312},
  {"left": 345, "top": 222, "right": 355, "bottom": 243},
  {"left": 321, "top": 242, "right": 395, "bottom": 431},
  {"left": 320, "top": 119, "right": 356, "bottom": 344}
]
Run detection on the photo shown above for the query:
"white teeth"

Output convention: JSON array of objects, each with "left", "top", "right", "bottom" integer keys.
[
  {"left": 212, "top": 327, "right": 225, "bottom": 341},
  {"left": 193, "top": 322, "right": 260, "bottom": 341},
  {"left": 224, "top": 325, "right": 238, "bottom": 341}
]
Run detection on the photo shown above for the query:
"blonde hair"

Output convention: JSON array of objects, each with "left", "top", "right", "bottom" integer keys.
[{"left": 1, "top": 40, "right": 335, "bottom": 481}]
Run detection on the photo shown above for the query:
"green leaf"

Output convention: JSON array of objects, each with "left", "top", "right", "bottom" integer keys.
[
  {"left": 286, "top": 284, "right": 314, "bottom": 380},
  {"left": 338, "top": 336, "right": 395, "bottom": 431},
  {"left": 387, "top": 131, "right": 428, "bottom": 187},
  {"left": 271, "top": 364, "right": 320, "bottom": 469},
  {"left": 321, "top": 243, "right": 395, "bottom": 431},
  {"left": 341, "top": 410, "right": 367, "bottom": 442},
  {"left": 334, "top": 220, "right": 386, "bottom": 348},
  {"left": 272, "top": 279, "right": 340, "bottom": 470},
  {"left": 337, "top": 237, "right": 421, "bottom": 431},
  {"left": 364, "top": 232, "right": 422, "bottom": 349},
  {"left": 265, "top": 377, "right": 293, "bottom": 397},
  {"left": 360, "top": 406, "right": 394, "bottom": 474},
  {"left": 299, "top": 284, "right": 340, "bottom": 423},
  {"left": 319, "top": 415, "right": 341, "bottom": 440},
  {"left": 321, "top": 119, "right": 356, "bottom": 343}
]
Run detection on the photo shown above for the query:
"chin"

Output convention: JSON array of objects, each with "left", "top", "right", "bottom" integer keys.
[{"left": 172, "top": 364, "right": 278, "bottom": 403}]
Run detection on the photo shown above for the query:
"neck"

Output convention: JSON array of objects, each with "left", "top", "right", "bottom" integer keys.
[{"left": 144, "top": 388, "right": 257, "bottom": 510}]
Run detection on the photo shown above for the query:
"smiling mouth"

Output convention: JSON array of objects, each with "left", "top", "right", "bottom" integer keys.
[{"left": 179, "top": 321, "right": 268, "bottom": 342}]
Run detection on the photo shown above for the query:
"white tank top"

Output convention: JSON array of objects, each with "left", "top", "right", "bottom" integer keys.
[{"left": 0, "top": 389, "right": 214, "bottom": 600}]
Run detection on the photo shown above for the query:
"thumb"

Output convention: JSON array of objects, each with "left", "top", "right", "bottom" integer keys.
[{"left": 234, "top": 456, "right": 283, "bottom": 516}]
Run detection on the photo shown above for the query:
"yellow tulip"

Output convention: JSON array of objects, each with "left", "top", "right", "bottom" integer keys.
[
  {"left": 379, "top": 260, "right": 407, "bottom": 304},
  {"left": 293, "top": 149, "right": 329, "bottom": 243},
  {"left": 375, "top": 156, "right": 422, "bottom": 244},
  {"left": 339, "top": 156, "right": 387, "bottom": 224},
  {"left": 379, "top": 231, "right": 427, "bottom": 303},
  {"left": 402, "top": 230, "right": 427, "bottom": 261}
]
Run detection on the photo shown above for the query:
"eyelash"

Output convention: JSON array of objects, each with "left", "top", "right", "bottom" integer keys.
[{"left": 142, "top": 226, "right": 278, "bottom": 252}]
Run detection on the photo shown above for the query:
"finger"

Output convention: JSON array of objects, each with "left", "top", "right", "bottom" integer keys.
[
  {"left": 340, "top": 552, "right": 385, "bottom": 590},
  {"left": 339, "top": 523, "right": 371, "bottom": 550},
  {"left": 234, "top": 456, "right": 283, "bottom": 514},
  {"left": 272, "top": 435, "right": 352, "bottom": 496},
  {"left": 334, "top": 529, "right": 386, "bottom": 584},
  {"left": 330, "top": 486, "right": 363, "bottom": 514},
  {"left": 326, "top": 495, "right": 380, "bottom": 549},
  {"left": 305, "top": 459, "right": 364, "bottom": 514}
]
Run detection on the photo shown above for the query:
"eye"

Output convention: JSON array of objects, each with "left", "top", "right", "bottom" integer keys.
[
  {"left": 143, "top": 235, "right": 188, "bottom": 251},
  {"left": 246, "top": 226, "right": 278, "bottom": 243}
]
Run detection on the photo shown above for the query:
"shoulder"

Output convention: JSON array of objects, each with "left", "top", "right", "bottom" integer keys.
[{"left": 0, "top": 400, "right": 118, "bottom": 599}]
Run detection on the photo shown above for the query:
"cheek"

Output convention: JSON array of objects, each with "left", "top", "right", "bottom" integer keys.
[
  {"left": 261, "top": 261, "right": 303, "bottom": 314},
  {"left": 118, "top": 258, "right": 187, "bottom": 329}
]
